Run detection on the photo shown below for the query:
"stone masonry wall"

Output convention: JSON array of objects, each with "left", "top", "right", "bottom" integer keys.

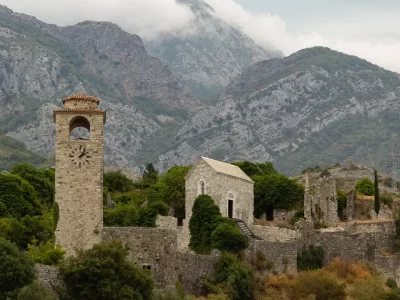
[
  {"left": 54, "top": 104, "right": 105, "bottom": 256},
  {"left": 252, "top": 225, "right": 299, "bottom": 242},
  {"left": 185, "top": 159, "right": 254, "bottom": 227}
]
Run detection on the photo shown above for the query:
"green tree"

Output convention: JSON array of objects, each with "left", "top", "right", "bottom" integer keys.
[
  {"left": 253, "top": 174, "right": 304, "bottom": 218},
  {"left": 374, "top": 169, "right": 380, "bottom": 216},
  {"left": 142, "top": 163, "right": 159, "bottom": 185},
  {"left": 11, "top": 163, "right": 55, "bottom": 208},
  {"left": 0, "top": 237, "right": 35, "bottom": 299},
  {"left": 206, "top": 252, "right": 254, "bottom": 300},
  {"left": 0, "top": 173, "right": 42, "bottom": 219},
  {"left": 104, "top": 171, "right": 134, "bottom": 193},
  {"left": 232, "top": 161, "right": 277, "bottom": 177},
  {"left": 189, "top": 195, "right": 223, "bottom": 254},
  {"left": 355, "top": 178, "right": 374, "bottom": 196},
  {"left": 211, "top": 219, "right": 248, "bottom": 253},
  {"left": 18, "top": 281, "right": 57, "bottom": 300},
  {"left": 60, "top": 240, "right": 154, "bottom": 300}
]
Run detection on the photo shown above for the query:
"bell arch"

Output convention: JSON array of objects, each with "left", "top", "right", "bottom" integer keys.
[{"left": 69, "top": 116, "right": 90, "bottom": 140}]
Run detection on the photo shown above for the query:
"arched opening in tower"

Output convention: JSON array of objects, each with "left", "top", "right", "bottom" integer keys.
[{"left": 69, "top": 116, "right": 90, "bottom": 140}]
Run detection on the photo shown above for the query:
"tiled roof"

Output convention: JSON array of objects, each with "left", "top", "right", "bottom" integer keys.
[
  {"left": 201, "top": 157, "right": 253, "bottom": 182},
  {"left": 63, "top": 94, "right": 100, "bottom": 104}
]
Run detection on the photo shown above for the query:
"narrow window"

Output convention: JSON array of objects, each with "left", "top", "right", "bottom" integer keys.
[
  {"left": 142, "top": 264, "right": 151, "bottom": 270},
  {"left": 199, "top": 180, "right": 205, "bottom": 195}
]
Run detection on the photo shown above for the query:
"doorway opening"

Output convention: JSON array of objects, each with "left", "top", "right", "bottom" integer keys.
[{"left": 228, "top": 200, "right": 233, "bottom": 218}]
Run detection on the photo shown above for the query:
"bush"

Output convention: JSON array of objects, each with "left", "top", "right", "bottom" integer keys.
[
  {"left": 27, "top": 240, "right": 65, "bottom": 266},
  {"left": 103, "top": 171, "right": 134, "bottom": 193},
  {"left": 207, "top": 252, "right": 254, "bottom": 300},
  {"left": 355, "top": 178, "right": 374, "bottom": 196},
  {"left": 211, "top": 219, "right": 248, "bottom": 253},
  {"left": 386, "top": 277, "right": 398, "bottom": 289},
  {"left": 297, "top": 245, "right": 324, "bottom": 271},
  {"left": 382, "top": 194, "right": 394, "bottom": 206},
  {"left": 349, "top": 276, "right": 386, "bottom": 300},
  {"left": 189, "top": 195, "right": 223, "bottom": 254},
  {"left": 291, "top": 269, "right": 345, "bottom": 300},
  {"left": 60, "top": 240, "right": 154, "bottom": 300},
  {"left": 385, "top": 289, "right": 400, "bottom": 300},
  {"left": 324, "top": 258, "right": 371, "bottom": 283},
  {"left": 0, "top": 237, "right": 35, "bottom": 298},
  {"left": 18, "top": 281, "right": 57, "bottom": 300}
]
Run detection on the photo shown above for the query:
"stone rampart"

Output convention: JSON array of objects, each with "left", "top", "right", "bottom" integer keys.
[{"left": 252, "top": 224, "right": 299, "bottom": 242}]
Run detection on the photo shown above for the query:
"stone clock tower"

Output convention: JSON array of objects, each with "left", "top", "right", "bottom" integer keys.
[{"left": 54, "top": 94, "right": 106, "bottom": 255}]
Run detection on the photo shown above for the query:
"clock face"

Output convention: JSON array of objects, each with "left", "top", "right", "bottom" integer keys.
[{"left": 69, "top": 145, "right": 92, "bottom": 168}]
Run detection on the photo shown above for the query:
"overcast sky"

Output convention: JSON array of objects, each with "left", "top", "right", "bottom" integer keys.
[{"left": 1, "top": 0, "right": 399, "bottom": 73}]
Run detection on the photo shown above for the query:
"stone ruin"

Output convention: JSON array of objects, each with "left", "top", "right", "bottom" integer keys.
[{"left": 304, "top": 172, "right": 340, "bottom": 225}]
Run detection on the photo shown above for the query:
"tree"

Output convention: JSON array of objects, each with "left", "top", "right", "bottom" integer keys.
[
  {"left": 0, "top": 237, "right": 35, "bottom": 299},
  {"left": 355, "top": 178, "right": 374, "bottom": 196},
  {"left": 11, "top": 163, "right": 55, "bottom": 208},
  {"left": 211, "top": 219, "right": 248, "bottom": 253},
  {"left": 232, "top": 161, "right": 277, "bottom": 177},
  {"left": 206, "top": 252, "right": 254, "bottom": 300},
  {"left": 189, "top": 195, "right": 223, "bottom": 254},
  {"left": 0, "top": 173, "right": 42, "bottom": 219},
  {"left": 253, "top": 174, "right": 304, "bottom": 219},
  {"left": 142, "top": 163, "right": 159, "bottom": 185},
  {"left": 374, "top": 169, "right": 380, "bottom": 217},
  {"left": 104, "top": 171, "right": 134, "bottom": 193},
  {"left": 60, "top": 240, "right": 154, "bottom": 300},
  {"left": 18, "top": 281, "right": 57, "bottom": 300}
]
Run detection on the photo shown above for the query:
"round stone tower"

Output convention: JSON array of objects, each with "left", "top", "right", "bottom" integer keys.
[{"left": 53, "top": 94, "right": 106, "bottom": 255}]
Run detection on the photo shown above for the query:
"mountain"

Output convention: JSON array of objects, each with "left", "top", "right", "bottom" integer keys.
[
  {"left": 0, "top": 135, "right": 47, "bottom": 171},
  {"left": 0, "top": 5, "right": 202, "bottom": 168},
  {"left": 145, "top": 0, "right": 282, "bottom": 102},
  {"left": 153, "top": 47, "right": 400, "bottom": 175}
]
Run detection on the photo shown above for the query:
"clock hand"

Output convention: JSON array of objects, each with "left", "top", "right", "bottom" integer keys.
[{"left": 79, "top": 151, "right": 87, "bottom": 158}]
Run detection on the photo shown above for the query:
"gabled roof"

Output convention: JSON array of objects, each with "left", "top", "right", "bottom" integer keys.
[{"left": 186, "top": 156, "right": 253, "bottom": 183}]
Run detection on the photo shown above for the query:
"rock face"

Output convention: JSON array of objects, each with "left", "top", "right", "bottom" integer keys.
[
  {"left": 0, "top": 5, "right": 202, "bottom": 169},
  {"left": 158, "top": 47, "right": 400, "bottom": 174},
  {"left": 145, "top": 0, "right": 282, "bottom": 101}
]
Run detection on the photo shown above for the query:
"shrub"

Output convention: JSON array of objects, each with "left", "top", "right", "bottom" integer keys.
[
  {"left": 207, "top": 252, "right": 254, "bottom": 300},
  {"left": 211, "top": 219, "right": 248, "bottom": 253},
  {"left": 18, "top": 281, "right": 57, "bottom": 300},
  {"left": 0, "top": 237, "right": 35, "bottom": 298},
  {"left": 385, "top": 289, "right": 400, "bottom": 300},
  {"left": 103, "top": 171, "right": 134, "bottom": 193},
  {"left": 324, "top": 258, "right": 371, "bottom": 283},
  {"left": 26, "top": 240, "right": 65, "bottom": 266},
  {"left": 60, "top": 240, "right": 154, "bottom": 300},
  {"left": 290, "top": 269, "right": 345, "bottom": 300},
  {"left": 386, "top": 277, "right": 398, "bottom": 289},
  {"left": 382, "top": 194, "right": 394, "bottom": 206},
  {"left": 355, "top": 178, "right": 374, "bottom": 196},
  {"left": 297, "top": 245, "right": 324, "bottom": 271},
  {"left": 189, "top": 195, "right": 223, "bottom": 254},
  {"left": 349, "top": 276, "right": 386, "bottom": 300}
]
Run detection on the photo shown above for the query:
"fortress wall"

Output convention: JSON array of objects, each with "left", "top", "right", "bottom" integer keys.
[{"left": 252, "top": 225, "right": 299, "bottom": 242}]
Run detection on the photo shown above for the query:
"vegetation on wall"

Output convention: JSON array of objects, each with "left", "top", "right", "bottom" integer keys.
[{"left": 355, "top": 178, "right": 375, "bottom": 196}]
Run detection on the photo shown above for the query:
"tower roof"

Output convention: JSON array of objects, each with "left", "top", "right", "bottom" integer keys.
[{"left": 63, "top": 93, "right": 100, "bottom": 104}]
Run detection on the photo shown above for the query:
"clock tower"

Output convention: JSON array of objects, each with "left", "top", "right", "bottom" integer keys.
[{"left": 54, "top": 94, "right": 106, "bottom": 255}]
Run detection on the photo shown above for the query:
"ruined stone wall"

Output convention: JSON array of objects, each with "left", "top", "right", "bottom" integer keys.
[
  {"left": 252, "top": 225, "right": 299, "bottom": 242},
  {"left": 355, "top": 199, "right": 394, "bottom": 220},
  {"left": 156, "top": 215, "right": 190, "bottom": 251},
  {"left": 248, "top": 240, "right": 297, "bottom": 274},
  {"left": 54, "top": 108, "right": 105, "bottom": 256},
  {"left": 177, "top": 252, "right": 217, "bottom": 295},
  {"left": 185, "top": 159, "right": 254, "bottom": 226},
  {"left": 35, "top": 264, "right": 63, "bottom": 290},
  {"left": 304, "top": 176, "right": 339, "bottom": 225},
  {"left": 274, "top": 209, "right": 296, "bottom": 222},
  {"left": 102, "top": 227, "right": 178, "bottom": 288}
]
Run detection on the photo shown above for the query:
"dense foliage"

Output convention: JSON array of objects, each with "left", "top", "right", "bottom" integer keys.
[
  {"left": 17, "top": 281, "right": 58, "bottom": 300},
  {"left": 60, "top": 240, "right": 154, "bottom": 300},
  {"left": 0, "top": 237, "right": 35, "bottom": 299},
  {"left": 189, "top": 195, "right": 223, "bottom": 254},
  {"left": 297, "top": 244, "right": 324, "bottom": 271},
  {"left": 205, "top": 252, "right": 254, "bottom": 300},
  {"left": 211, "top": 219, "right": 248, "bottom": 253},
  {"left": 355, "top": 178, "right": 375, "bottom": 196},
  {"left": 232, "top": 161, "right": 277, "bottom": 177},
  {"left": 253, "top": 174, "right": 304, "bottom": 219}
]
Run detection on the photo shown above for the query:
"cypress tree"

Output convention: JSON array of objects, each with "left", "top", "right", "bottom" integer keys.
[{"left": 374, "top": 168, "right": 380, "bottom": 217}]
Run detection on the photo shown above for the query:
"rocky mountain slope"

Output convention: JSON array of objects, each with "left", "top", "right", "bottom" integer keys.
[
  {"left": 154, "top": 47, "right": 400, "bottom": 174},
  {"left": 0, "top": 5, "right": 202, "bottom": 168},
  {"left": 145, "top": 0, "right": 282, "bottom": 102}
]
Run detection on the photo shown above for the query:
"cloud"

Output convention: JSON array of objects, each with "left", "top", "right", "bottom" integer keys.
[
  {"left": 1, "top": 0, "right": 195, "bottom": 39},
  {"left": 204, "top": 0, "right": 400, "bottom": 73}
]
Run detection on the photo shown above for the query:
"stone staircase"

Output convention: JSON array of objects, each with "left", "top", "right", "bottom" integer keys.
[{"left": 233, "top": 219, "right": 263, "bottom": 240}]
